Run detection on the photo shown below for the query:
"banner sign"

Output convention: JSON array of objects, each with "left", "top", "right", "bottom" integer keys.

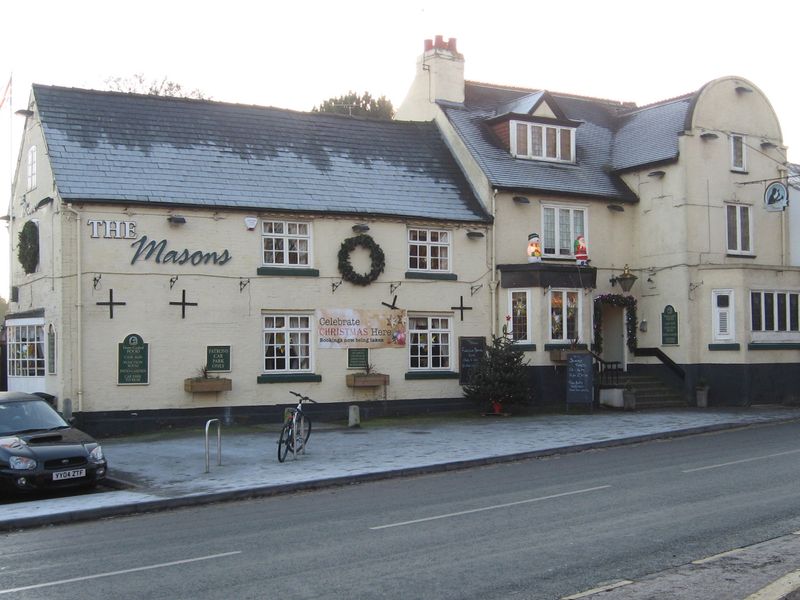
[{"left": 317, "top": 308, "right": 407, "bottom": 348}]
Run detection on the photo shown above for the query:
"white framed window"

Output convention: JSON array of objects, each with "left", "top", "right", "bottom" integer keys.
[
  {"left": 511, "top": 120, "right": 575, "bottom": 163},
  {"left": 26, "top": 146, "right": 37, "bottom": 191},
  {"left": 409, "top": 315, "right": 452, "bottom": 370},
  {"left": 750, "top": 290, "right": 800, "bottom": 342},
  {"left": 263, "top": 314, "right": 312, "bottom": 372},
  {"left": 508, "top": 289, "right": 532, "bottom": 343},
  {"left": 726, "top": 204, "right": 752, "bottom": 254},
  {"left": 408, "top": 228, "right": 450, "bottom": 272},
  {"left": 542, "top": 205, "right": 586, "bottom": 258},
  {"left": 712, "top": 289, "right": 735, "bottom": 341},
  {"left": 8, "top": 323, "right": 45, "bottom": 377},
  {"left": 548, "top": 289, "right": 581, "bottom": 342},
  {"left": 730, "top": 134, "right": 746, "bottom": 172},
  {"left": 262, "top": 220, "right": 311, "bottom": 267}
]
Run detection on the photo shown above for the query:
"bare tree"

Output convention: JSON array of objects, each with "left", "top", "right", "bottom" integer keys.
[{"left": 105, "top": 74, "right": 209, "bottom": 99}]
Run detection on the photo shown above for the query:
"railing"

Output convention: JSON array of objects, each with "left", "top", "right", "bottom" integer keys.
[
  {"left": 633, "top": 347, "right": 686, "bottom": 380},
  {"left": 588, "top": 350, "right": 621, "bottom": 386},
  {"left": 204, "top": 419, "right": 222, "bottom": 474}
]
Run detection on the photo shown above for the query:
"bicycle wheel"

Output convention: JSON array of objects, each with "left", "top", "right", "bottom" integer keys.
[
  {"left": 277, "top": 422, "right": 292, "bottom": 462},
  {"left": 295, "top": 414, "right": 312, "bottom": 451}
]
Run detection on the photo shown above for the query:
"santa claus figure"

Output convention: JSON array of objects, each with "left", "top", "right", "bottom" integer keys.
[{"left": 574, "top": 235, "right": 589, "bottom": 265}]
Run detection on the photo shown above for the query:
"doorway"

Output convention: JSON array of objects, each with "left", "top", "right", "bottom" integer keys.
[{"left": 601, "top": 304, "right": 626, "bottom": 370}]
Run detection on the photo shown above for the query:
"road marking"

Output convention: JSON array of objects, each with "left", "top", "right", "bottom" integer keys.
[
  {"left": 682, "top": 448, "right": 800, "bottom": 473},
  {"left": 0, "top": 551, "right": 242, "bottom": 595},
  {"left": 692, "top": 547, "right": 745, "bottom": 564},
  {"left": 744, "top": 567, "right": 800, "bottom": 600},
  {"left": 561, "top": 579, "right": 633, "bottom": 599},
  {"left": 370, "top": 485, "right": 611, "bottom": 530}
]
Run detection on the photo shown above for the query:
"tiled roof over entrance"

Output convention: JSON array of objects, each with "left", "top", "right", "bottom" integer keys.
[{"left": 34, "top": 85, "right": 489, "bottom": 223}]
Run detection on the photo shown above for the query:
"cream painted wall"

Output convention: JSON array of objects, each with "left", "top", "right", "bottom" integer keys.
[{"left": 51, "top": 205, "right": 492, "bottom": 412}]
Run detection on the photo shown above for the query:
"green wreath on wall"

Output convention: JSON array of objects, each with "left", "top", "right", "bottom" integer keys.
[
  {"left": 337, "top": 234, "right": 385, "bottom": 286},
  {"left": 18, "top": 220, "right": 39, "bottom": 274},
  {"left": 593, "top": 294, "right": 638, "bottom": 354}
]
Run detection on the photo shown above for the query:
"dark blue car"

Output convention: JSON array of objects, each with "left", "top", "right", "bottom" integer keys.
[{"left": 0, "top": 392, "right": 107, "bottom": 493}]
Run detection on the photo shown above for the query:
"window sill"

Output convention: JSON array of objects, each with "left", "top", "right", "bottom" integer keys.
[
  {"left": 725, "top": 253, "right": 756, "bottom": 259},
  {"left": 512, "top": 344, "right": 537, "bottom": 351},
  {"left": 257, "top": 267, "right": 319, "bottom": 277},
  {"left": 544, "top": 343, "right": 588, "bottom": 351},
  {"left": 747, "top": 343, "right": 800, "bottom": 350},
  {"left": 257, "top": 373, "right": 322, "bottom": 383},
  {"left": 405, "top": 271, "right": 458, "bottom": 281},
  {"left": 708, "top": 343, "right": 741, "bottom": 351},
  {"left": 404, "top": 371, "right": 460, "bottom": 380}
]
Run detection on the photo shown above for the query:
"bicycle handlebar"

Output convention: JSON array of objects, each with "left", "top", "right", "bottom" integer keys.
[{"left": 289, "top": 390, "right": 317, "bottom": 403}]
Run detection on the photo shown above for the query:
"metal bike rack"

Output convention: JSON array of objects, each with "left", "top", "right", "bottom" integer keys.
[{"left": 204, "top": 419, "right": 222, "bottom": 473}]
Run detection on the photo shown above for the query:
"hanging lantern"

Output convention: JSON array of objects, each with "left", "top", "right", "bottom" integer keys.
[
  {"left": 574, "top": 235, "right": 589, "bottom": 265},
  {"left": 527, "top": 233, "right": 542, "bottom": 263}
]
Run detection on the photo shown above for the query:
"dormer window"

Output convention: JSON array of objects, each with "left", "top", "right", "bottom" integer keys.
[{"left": 511, "top": 120, "right": 575, "bottom": 163}]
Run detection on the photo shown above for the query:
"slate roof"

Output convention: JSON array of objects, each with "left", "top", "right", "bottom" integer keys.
[
  {"left": 33, "top": 85, "right": 489, "bottom": 223},
  {"left": 443, "top": 81, "right": 696, "bottom": 201}
]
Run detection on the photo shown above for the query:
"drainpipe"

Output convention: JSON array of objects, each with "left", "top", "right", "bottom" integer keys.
[
  {"left": 490, "top": 188, "right": 498, "bottom": 338},
  {"left": 63, "top": 203, "right": 82, "bottom": 413}
]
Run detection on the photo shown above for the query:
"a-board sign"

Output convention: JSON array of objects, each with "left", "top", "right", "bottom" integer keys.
[
  {"left": 347, "top": 347, "right": 370, "bottom": 370},
  {"left": 566, "top": 351, "right": 593, "bottom": 406},
  {"left": 118, "top": 333, "right": 149, "bottom": 385},
  {"left": 459, "top": 336, "right": 486, "bottom": 385},
  {"left": 206, "top": 346, "right": 231, "bottom": 372},
  {"left": 661, "top": 305, "right": 678, "bottom": 345}
]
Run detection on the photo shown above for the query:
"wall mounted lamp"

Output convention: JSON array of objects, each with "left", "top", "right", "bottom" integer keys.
[
  {"left": 647, "top": 170, "right": 665, "bottom": 178},
  {"left": 15, "top": 109, "right": 33, "bottom": 117},
  {"left": 352, "top": 223, "right": 370, "bottom": 233},
  {"left": 735, "top": 85, "right": 753, "bottom": 94},
  {"left": 513, "top": 196, "right": 530, "bottom": 204},
  {"left": 466, "top": 231, "right": 485, "bottom": 239},
  {"left": 760, "top": 140, "right": 777, "bottom": 149},
  {"left": 167, "top": 215, "right": 187, "bottom": 224},
  {"left": 700, "top": 131, "right": 719, "bottom": 140},
  {"left": 606, "top": 204, "right": 625, "bottom": 212},
  {"left": 609, "top": 264, "right": 637, "bottom": 293}
]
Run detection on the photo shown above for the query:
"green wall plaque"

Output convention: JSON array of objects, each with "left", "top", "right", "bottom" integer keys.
[
  {"left": 661, "top": 305, "right": 679, "bottom": 345},
  {"left": 207, "top": 345, "right": 231, "bottom": 372},
  {"left": 118, "top": 333, "right": 149, "bottom": 385},
  {"left": 347, "top": 348, "right": 370, "bottom": 370}
]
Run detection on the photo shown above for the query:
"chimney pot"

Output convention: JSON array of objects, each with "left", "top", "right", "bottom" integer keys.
[
  {"left": 435, "top": 35, "right": 444, "bottom": 49},
  {"left": 447, "top": 38, "right": 457, "bottom": 52},
  {"left": 424, "top": 39, "right": 433, "bottom": 52}
]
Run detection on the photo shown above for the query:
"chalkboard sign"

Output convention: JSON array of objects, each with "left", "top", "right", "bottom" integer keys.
[
  {"left": 566, "top": 352, "right": 593, "bottom": 406},
  {"left": 347, "top": 348, "right": 370, "bottom": 370},
  {"left": 118, "top": 333, "right": 149, "bottom": 385},
  {"left": 459, "top": 337, "right": 486, "bottom": 385},
  {"left": 661, "top": 305, "right": 678, "bottom": 345},
  {"left": 206, "top": 346, "right": 231, "bottom": 372}
]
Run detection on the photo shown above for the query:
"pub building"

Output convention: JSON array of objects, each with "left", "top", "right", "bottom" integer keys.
[{"left": 6, "top": 39, "right": 800, "bottom": 433}]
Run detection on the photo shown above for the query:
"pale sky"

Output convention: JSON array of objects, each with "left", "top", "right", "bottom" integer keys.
[{"left": 1, "top": 0, "right": 797, "bottom": 299}]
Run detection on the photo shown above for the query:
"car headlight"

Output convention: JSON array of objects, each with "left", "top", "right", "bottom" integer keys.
[
  {"left": 9, "top": 456, "right": 37, "bottom": 470},
  {"left": 88, "top": 445, "right": 104, "bottom": 462}
]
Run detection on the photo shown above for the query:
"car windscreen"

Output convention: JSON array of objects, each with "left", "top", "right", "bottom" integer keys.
[{"left": 0, "top": 400, "right": 69, "bottom": 435}]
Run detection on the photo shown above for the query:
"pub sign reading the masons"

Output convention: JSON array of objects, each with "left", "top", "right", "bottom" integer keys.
[{"left": 118, "top": 333, "right": 149, "bottom": 385}]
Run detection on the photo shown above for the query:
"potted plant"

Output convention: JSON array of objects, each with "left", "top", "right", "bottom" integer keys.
[
  {"left": 696, "top": 377, "right": 709, "bottom": 408},
  {"left": 184, "top": 364, "right": 232, "bottom": 393},
  {"left": 346, "top": 363, "right": 390, "bottom": 388}
]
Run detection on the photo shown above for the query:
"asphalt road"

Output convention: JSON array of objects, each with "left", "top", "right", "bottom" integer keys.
[{"left": 4, "top": 421, "right": 800, "bottom": 600}]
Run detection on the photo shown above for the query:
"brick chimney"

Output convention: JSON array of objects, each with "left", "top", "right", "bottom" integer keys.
[{"left": 396, "top": 35, "right": 465, "bottom": 121}]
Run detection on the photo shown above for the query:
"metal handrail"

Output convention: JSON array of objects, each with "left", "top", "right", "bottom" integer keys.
[
  {"left": 588, "top": 350, "right": 621, "bottom": 386},
  {"left": 204, "top": 419, "right": 222, "bottom": 473}
]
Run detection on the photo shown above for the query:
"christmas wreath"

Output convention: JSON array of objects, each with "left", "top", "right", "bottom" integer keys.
[
  {"left": 337, "top": 234, "right": 385, "bottom": 286},
  {"left": 18, "top": 220, "right": 39, "bottom": 274},
  {"left": 593, "top": 294, "right": 638, "bottom": 353}
]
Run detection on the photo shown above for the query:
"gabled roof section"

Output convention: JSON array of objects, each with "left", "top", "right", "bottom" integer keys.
[
  {"left": 448, "top": 82, "right": 637, "bottom": 201},
  {"left": 33, "top": 85, "right": 489, "bottom": 223}
]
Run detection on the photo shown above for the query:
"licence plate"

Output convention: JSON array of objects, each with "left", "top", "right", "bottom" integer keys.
[{"left": 53, "top": 468, "right": 86, "bottom": 481}]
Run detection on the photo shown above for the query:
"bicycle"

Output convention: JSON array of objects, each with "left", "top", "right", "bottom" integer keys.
[{"left": 277, "top": 390, "right": 316, "bottom": 462}]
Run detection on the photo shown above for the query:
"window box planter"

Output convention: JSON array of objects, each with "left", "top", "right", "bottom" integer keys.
[
  {"left": 549, "top": 349, "right": 569, "bottom": 362},
  {"left": 184, "top": 377, "right": 232, "bottom": 393},
  {"left": 346, "top": 373, "right": 389, "bottom": 388}
]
